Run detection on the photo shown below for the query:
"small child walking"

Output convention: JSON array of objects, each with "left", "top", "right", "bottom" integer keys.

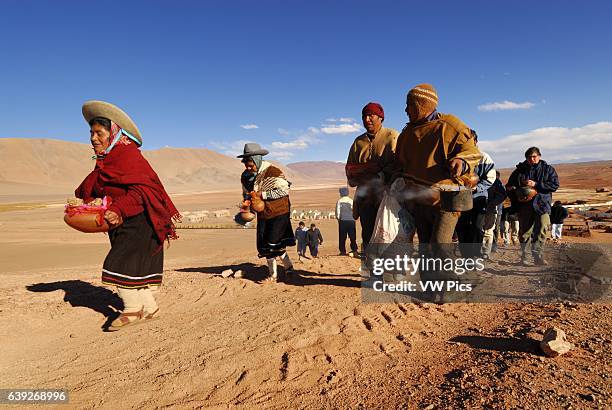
[
  {"left": 306, "top": 223, "right": 324, "bottom": 258},
  {"left": 295, "top": 221, "right": 308, "bottom": 260}
]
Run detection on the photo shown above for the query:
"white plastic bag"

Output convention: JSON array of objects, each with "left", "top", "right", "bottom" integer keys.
[{"left": 371, "top": 191, "right": 402, "bottom": 246}]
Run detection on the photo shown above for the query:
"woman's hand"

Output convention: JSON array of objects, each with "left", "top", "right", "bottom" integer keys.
[
  {"left": 104, "top": 210, "right": 123, "bottom": 227},
  {"left": 241, "top": 199, "right": 251, "bottom": 208},
  {"left": 249, "top": 191, "right": 265, "bottom": 212}
]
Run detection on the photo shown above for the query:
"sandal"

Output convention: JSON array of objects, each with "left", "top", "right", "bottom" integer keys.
[
  {"left": 265, "top": 274, "right": 278, "bottom": 283},
  {"left": 108, "top": 309, "right": 143, "bottom": 331},
  {"left": 144, "top": 308, "right": 160, "bottom": 320}
]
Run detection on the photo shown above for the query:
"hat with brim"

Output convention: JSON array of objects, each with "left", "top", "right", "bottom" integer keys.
[
  {"left": 237, "top": 142, "right": 269, "bottom": 158},
  {"left": 82, "top": 100, "right": 142, "bottom": 146}
]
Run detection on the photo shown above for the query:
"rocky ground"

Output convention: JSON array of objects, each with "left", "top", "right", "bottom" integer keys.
[
  {"left": 0, "top": 190, "right": 610, "bottom": 409},
  {"left": 1, "top": 246, "right": 610, "bottom": 409}
]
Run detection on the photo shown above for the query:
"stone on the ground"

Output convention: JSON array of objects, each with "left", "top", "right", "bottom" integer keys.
[
  {"left": 221, "top": 269, "right": 234, "bottom": 278},
  {"left": 540, "top": 327, "right": 573, "bottom": 357}
]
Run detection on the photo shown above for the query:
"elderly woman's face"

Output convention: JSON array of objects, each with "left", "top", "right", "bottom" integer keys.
[
  {"left": 90, "top": 123, "right": 111, "bottom": 154},
  {"left": 244, "top": 160, "right": 257, "bottom": 173}
]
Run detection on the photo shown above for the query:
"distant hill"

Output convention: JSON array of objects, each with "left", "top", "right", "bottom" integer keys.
[
  {"left": 287, "top": 158, "right": 612, "bottom": 190},
  {"left": 286, "top": 161, "right": 346, "bottom": 182},
  {"left": 498, "top": 160, "right": 612, "bottom": 189},
  {"left": 1, "top": 138, "right": 609, "bottom": 198},
  {"left": 0, "top": 138, "right": 314, "bottom": 196}
]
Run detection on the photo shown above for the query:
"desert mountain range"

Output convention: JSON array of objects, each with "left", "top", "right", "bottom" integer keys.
[
  {"left": 0, "top": 138, "right": 609, "bottom": 197},
  {"left": 0, "top": 138, "right": 345, "bottom": 197}
]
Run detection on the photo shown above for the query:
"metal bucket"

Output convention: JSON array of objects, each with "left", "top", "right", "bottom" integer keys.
[{"left": 439, "top": 187, "right": 473, "bottom": 212}]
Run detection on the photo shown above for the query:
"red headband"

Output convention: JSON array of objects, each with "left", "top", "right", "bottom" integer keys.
[{"left": 362, "top": 102, "right": 384, "bottom": 119}]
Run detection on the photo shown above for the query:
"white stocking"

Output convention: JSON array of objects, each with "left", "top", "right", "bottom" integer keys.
[
  {"left": 280, "top": 252, "right": 293, "bottom": 269},
  {"left": 138, "top": 287, "right": 158, "bottom": 315},
  {"left": 116, "top": 287, "right": 143, "bottom": 313},
  {"left": 267, "top": 258, "right": 277, "bottom": 277}
]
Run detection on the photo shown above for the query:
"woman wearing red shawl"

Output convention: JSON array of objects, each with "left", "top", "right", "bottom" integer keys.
[{"left": 75, "top": 100, "right": 180, "bottom": 331}]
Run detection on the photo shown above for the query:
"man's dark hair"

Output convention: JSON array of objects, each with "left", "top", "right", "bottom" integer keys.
[
  {"left": 470, "top": 129, "right": 478, "bottom": 144},
  {"left": 299, "top": 221, "right": 305, "bottom": 226},
  {"left": 88, "top": 117, "right": 112, "bottom": 132},
  {"left": 525, "top": 147, "right": 541, "bottom": 157}
]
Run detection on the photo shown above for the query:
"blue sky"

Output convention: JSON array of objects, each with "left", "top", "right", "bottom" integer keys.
[{"left": 1, "top": 0, "right": 611, "bottom": 167}]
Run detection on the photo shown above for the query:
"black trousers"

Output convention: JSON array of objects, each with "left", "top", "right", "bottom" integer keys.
[
  {"left": 359, "top": 200, "right": 381, "bottom": 248},
  {"left": 308, "top": 243, "right": 319, "bottom": 257},
  {"left": 456, "top": 196, "right": 487, "bottom": 258},
  {"left": 338, "top": 220, "right": 358, "bottom": 254}
]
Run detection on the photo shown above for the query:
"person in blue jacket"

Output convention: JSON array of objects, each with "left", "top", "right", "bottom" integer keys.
[
  {"left": 306, "top": 223, "right": 324, "bottom": 258},
  {"left": 507, "top": 147, "right": 559, "bottom": 266}
]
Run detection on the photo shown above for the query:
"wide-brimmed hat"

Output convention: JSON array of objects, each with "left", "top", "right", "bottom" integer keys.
[
  {"left": 82, "top": 100, "right": 142, "bottom": 145},
  {"left": 237, "top": 142, "right": 269, "bottom": 158}
]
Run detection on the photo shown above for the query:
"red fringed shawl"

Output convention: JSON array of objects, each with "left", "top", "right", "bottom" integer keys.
[{"left": 75, "top": 142, "right": 181, "bottom": 244}]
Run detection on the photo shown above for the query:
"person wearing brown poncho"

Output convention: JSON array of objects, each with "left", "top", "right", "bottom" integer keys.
[
  {"left": 238, "top": 143, "right": 295, "bottom": 282},
  {"left": 394, "top": 85, "right": 481, "bottom": 301},
  {"left": 75, "top": 100, "right": 180, "bottom": 330},
  {"left": 395, "top": 84, "right": 481, "bottom": 249},
  {"left": 345, "top": 102, "right": 399, "bottom": 252}
]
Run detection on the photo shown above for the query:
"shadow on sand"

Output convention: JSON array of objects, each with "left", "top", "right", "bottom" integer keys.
[
  {"left": 450, "top": 335, "right": 540, "bottom": 354},
  {"left": 177, "top": 264, "right": 362, "bottom": 288},
  {"left": 26, "top": 280, "right": 123, "bottom": 329}
]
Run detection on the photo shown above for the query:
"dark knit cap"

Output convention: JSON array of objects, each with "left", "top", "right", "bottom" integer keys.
[{"left": 361, "top": 102, "right": 384, "bottom": 119}]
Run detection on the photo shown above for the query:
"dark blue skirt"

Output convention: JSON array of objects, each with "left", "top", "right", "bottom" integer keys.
[
  {"left": 101, "top": 212, "right": 163, "bottom": 288},
  {"left": 256, "top": 213, "right": 296, "bottom": 258}
]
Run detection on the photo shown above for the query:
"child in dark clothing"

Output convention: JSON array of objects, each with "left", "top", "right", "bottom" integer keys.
[
  {"left": 295, "top": 221, "right": 308, "bottom": 259},
  {"left": 306, "top": 223, "right": 323, "bottom": 258}
]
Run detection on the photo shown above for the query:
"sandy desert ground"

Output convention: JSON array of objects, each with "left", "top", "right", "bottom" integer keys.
[{"left": 0, "top": 187, "right": 611, "bottom": 409}]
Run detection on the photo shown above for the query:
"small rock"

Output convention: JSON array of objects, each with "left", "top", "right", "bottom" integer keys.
[
  {"left": 69, "top": 333, "right": 76, "bottom": 338},
  {"left": 424, "top": 405, "right": 435, "bottom": 410},
  {"left": 221, "top": 269, "right": 234, "bottom": 278},
  {"left": 540, "top": 327, "right": 573, "bottom": 357},
  {"left": 234, "top": 270, "right": 244, "bottom": 278}
]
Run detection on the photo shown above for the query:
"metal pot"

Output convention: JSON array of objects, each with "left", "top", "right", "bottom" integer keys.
[{"left": 439, "top": 187, "right": 473, "bottom": 212}]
